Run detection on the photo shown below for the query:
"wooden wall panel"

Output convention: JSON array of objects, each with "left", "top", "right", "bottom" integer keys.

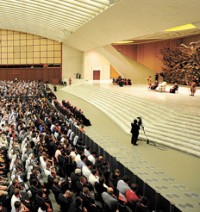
[
  {"left": 0, "top": 70, "right": 7, "bottom": 80},
  {"left": 112, "top": 45, "right": 138, "bottom": 60},
  {"left": 42, "top": 69, "right": 49, "bottom": 82},
  {"left": 137, "top": 39, "right": 182, "bottom": 72},
  {"left": 112, "top": 39, "right": 184, "bottom": 73},
  {"left": 48, "top": 70, "right": 55, "bottom": 83},
  {"left": 35, "top": 69, "right": 42, "bottom": 81},
  {"left": 0, "top": 68, "right": 61, "bottom": 83},
  {"left": 182, "top": 34, "right": 200, "bottom": 45}
]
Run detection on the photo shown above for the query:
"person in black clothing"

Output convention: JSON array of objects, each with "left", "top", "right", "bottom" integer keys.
[
  {"left": 169, "top": 83, "right": 179, "bottom": 93},
  {"left": 70, "top": 169, "right": 82, "bottom": 193},
  {"left": 79, "top": 186, "right": 99, "bottom": 212},
  {"left": 68, "top": 196, "right": 87, "bottom": 212},
  {"left": 130, "top": 119, "right": 140, "bottom": 145},
  {"left": 109, "top": 169, "right": 121, "bottom": 188},
  {"left": 150, "top": 80, "right": 159, "bottom": 90},
  {"left": 51, "top": 178, "right": 62, "bottom": 204},
  {"left": 94, "top": 176, "right": 107, "bottom": 202},
  {"left": 58, "top": 190, "right": 73, "bottom": 212},
  {"left": 135, "top": 196, "right": 151, "bottom": 212},
  {"left": 53, "top": 85, "right": 57, "bottom": 92}
]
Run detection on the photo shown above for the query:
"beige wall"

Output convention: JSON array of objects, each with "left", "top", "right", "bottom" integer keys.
[
  {"left": 83, "top": 50, "right": 110, "bottom": 80},
  {"left": 90, "top": 45, "right": 154, "bottom": 84},
  {"left": 62, "top": 44, "right": 83, "bottom": 80}
]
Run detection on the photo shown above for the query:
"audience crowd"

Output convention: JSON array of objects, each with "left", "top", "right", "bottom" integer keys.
[
  {"left": 0, "top": 80, "right": 151, "bottom": 212},
  {"left": 113, "top": 77, "right": 132, "bottom": 87}
]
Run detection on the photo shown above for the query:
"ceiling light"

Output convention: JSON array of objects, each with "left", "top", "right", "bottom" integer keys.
[
  {"left": 112, "top": 40, "right": 134, "bottom": 44},
  {"left": 164, "top": 24, "right": 196, "bottom": 32}
]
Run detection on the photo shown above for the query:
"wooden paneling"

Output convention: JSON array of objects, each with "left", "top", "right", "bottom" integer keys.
[
  {"left": 0, "top": 68, "right": 61, "bottom": 83},
  {"left": 42, "top": 69, "right": 49, "bottom": 82},
  {"left": 93, "top": 70, "right": 100, "bottom": 80},
  {"left": 52, "top": 78, "right": 60, "bottom": 84},
  {"left": 0, "top": 69, "right": 7, "bottom": 79},
  {"left": 112, "top": 39, "right": 185, "bottom": 73},
  {"left": 112, "top": 45, "right": 138, "bottom": 60}
]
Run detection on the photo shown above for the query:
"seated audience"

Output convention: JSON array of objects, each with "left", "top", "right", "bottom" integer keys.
[
  {"left": 150, "top": 80, "right": 159, "bottom": 90},
  {"left": 169, "top": 83, "right": 179, "bottom": 93},
  {"left": 0, "top": 80, "right": 155, "bottom": 212}
]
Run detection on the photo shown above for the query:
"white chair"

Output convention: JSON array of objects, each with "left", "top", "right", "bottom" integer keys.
[{"left": 156, "top": 81, "right": 167, "bottom": 92}]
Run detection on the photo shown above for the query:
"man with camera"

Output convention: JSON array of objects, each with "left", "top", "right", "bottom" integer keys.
[{"left": 130, "top": 117, "right": 141, "bottom": 146}]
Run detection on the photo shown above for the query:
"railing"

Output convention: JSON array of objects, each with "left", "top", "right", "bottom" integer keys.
[{"left": 71, "top": 123, "right": 182, "bottom": 212}]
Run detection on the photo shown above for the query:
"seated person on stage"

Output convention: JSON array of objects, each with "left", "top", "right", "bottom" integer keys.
[
  {"left": 150, "top": 80, "right": 158, "bottom": 90},
  {"left": 169, "top": 83, "right": 178, "bottom": 93},
  {"left": 128, "top": 79, "right": 132, "bottom": 85}
]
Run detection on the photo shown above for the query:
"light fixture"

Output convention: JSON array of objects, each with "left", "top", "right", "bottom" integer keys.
[
  {"left": 112, "top": 40, "right": 134, "bottom": 44},
  {"left": 164, "top": 23, "right": 196, "bottom": 32}
]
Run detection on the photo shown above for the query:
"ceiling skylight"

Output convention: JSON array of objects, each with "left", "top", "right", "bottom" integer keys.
[{"left": 164, "top": 24, "right": 196, "bottom": 32}]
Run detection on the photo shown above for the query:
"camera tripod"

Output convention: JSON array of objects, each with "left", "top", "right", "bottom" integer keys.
[
  {"left": 136, "top": 117, "right": 167, "bottom": 151},
  {"left": 141, "top": 125, "right": 168, "bottom": 151},
  {"left": 136, "top": 117, "right": 155, "bottom": 146},
  {"left": 141, "top": 125, "right": 151, "bottom": 144}
]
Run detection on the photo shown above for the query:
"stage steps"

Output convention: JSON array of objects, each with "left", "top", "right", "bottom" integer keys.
[{"left": 61, "top": 83, "right": 200, "bottom": 158}]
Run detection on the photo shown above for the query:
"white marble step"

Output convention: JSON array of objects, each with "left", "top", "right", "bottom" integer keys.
[
  {"left": 89, "top": 99, "right": 200, "bottom": 149},
  {"left": 84, "top": 94, "right": 200, "bottom": 139},
  {"left": 62, "top": 84, "right": 200, "bottom": 157},
  {"left": 64, "top": 86, "right": 200, "bottom": 133},
  {"left": 65, "top": 85, "right": 199, "bottom": 123}
]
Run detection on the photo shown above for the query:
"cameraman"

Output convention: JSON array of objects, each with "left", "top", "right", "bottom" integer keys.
[{"left": 130, "top": 118, "right": 141, "bottom": 145}]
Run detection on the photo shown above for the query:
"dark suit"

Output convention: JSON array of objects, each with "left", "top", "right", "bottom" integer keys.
[
  {"left": 58, "top": 193, "right": 73, "bottom": 212},
  {"left": 51, "top": 184, "right": 62, "bottom": 203},
  {"left": 131, "top": 121, "right": 140, "bottom": 145},
  {"left": 70, "top": 172, "right": 80, "bottom": 192},
  {"left": 68, "top": 201, "right": 83, "bottom": 212},
  {"left": 79, "top": 192, "right": 95, "bottom": 208}
]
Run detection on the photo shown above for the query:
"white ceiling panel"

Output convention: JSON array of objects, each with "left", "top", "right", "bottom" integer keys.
[
  {"left": 0, "top": 0, "right": 118, "bottom": 42},
  {"left": 1, "top": 0, "right": 200, "bottom": 51}
]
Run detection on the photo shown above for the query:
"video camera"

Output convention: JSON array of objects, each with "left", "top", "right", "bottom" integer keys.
[{"left": 137, "top": 117, "right": 143, "bottom": 126}]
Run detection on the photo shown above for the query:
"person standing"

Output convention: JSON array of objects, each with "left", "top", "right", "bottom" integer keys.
[
  {"left": 190, "top": 80, "right": 197, "bottom": 96},
  {"left": 53, "top": 85, "right": 57, "bottom": 92},
  {"left": 147, "top": 76, "right": 152, "bottom": 89},
  {"left": 130, "top": 119, "right": 140, "bottom": 145},
  {"left": 69, "top": 77, "right": 72, "bottom": 86}
]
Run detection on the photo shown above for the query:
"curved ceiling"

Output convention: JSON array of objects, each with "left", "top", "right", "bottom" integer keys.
[
  {"left": 0, "top": 0, "right": 118, "bottom": 41},
  {"left": 1, "top": 0, "right": 200, "bottom": 51}
]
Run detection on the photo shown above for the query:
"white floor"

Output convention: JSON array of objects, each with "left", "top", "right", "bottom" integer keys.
[{"left": 87, "top": 80, "right": 200, "bottom": 116}]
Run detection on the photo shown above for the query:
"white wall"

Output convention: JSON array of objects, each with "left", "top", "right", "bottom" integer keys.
[
  {"left": 62, "top": 45, "right": 153, "bottom": 83},
  {"left": 83, "top": 50, "right": 110, "bottom": 80},
  {"left": 62, "top": 44, "right": 83, "bottom": 80}
]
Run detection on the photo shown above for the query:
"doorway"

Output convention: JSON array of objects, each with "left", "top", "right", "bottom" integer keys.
[{"left": 93, "top": 70, "right": 100, "bottom": 80}]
